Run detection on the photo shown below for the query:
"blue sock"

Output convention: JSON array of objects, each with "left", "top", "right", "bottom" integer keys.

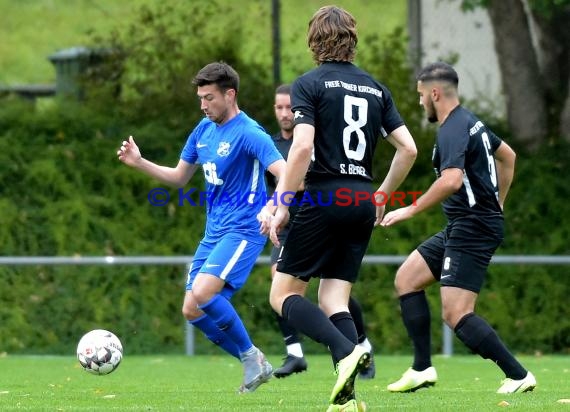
[
  {"left": 189, "top": 314, "right": 240, "bottom": 359},
  {"left": 199, "top": 294, "right": 253, "bottom": 354}
]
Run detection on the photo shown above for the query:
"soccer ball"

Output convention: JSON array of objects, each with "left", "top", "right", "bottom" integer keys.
[{"left": 76, "top": 329, "right": 123, "bottom": 375}]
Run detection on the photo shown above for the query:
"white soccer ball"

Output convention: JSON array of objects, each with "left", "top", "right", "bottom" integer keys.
[{"left": 77, "top": 329, "right": 123, "bottom": 375}]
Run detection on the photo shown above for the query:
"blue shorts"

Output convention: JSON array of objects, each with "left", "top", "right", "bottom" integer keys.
[{"left": 185, "top": 234, "right": 266, "bottom": 299}]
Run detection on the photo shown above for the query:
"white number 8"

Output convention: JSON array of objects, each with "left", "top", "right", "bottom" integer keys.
[{"left": 343, "top": 95, "right": 368, "bottom": 160}]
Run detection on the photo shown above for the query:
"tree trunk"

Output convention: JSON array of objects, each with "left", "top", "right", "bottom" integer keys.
[
  {"left": 531, "top": 6, "right": 570, "bottom": 137},
  {"left": 529, "top": 4, "right": 570, "bottom": 141},
  {"left": 486, "top": 0, "right": 547, "bottom": 149}
]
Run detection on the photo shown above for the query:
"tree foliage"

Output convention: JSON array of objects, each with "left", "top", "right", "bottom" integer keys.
[{"left": 84, "top": 1, "right": 274, "bottom": 137}]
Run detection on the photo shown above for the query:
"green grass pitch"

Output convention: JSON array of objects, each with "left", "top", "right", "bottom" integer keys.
[{"left": 0, "top": 354, "right": 568, "bottom": 411}]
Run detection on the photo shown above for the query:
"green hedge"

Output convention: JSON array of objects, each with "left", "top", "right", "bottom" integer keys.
[{"left": 1, "top": 97, "right": 569, "bottom": 356}]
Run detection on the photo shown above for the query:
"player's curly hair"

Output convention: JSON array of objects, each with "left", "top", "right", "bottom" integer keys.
[{"left": 307, "top": 6, "right": 357, "bottom": 64}]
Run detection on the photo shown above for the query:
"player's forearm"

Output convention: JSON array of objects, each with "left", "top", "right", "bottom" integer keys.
[
  {"left": 276, "top": 149, "right": 311, "bottom": 207},
  {"left": 133, "top": 158, "right": 188, "bottom": 188},
  {"left": 409, "top": 181, "right": 455, "bottom": 216},
  {"left": 376, "top": 146, "right": 416, "bottom": 195},
  {"left": 408, "top": 169, "right": 462, "bottom": 216}
]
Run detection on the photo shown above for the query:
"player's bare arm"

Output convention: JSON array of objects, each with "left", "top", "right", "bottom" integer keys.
[
  {"left": 381, "top": 167, "right": 463, "bottom": 227},
  {"left": 493, "top": 141, "right": 516, "bottom": 210},
  {"left": 117, "top": 136, "right": 198, "bottom": 187},
  {"left": 373, "top": 126, "right": 417, "bottom": 225}
]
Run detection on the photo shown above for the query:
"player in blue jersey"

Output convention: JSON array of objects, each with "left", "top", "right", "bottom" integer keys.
[
  {"left": 117, "top": 61, "right": 286, "bottom": 394},
  {"left": 381, "top": 62, "right": 535, "bottom": 394},
  {"left": 259, "top": 7, "right": 417, "bottom": 411},
  {"left": 267, "top": 84, "right": 376, "bottom": 380}
]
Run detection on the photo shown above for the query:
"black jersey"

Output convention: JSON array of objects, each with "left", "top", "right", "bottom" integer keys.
[
  {"left": 265, "top": 132, "right": 293, "bottom": 194},
  {"left": 265, "top": 132, "right": 304, "bottom": 216},
  {"left": 433, "top": 105, "right": 504, "bottom": 219},
  {"left": 291, "top": 61, "right": 404, "bottom": 185}
]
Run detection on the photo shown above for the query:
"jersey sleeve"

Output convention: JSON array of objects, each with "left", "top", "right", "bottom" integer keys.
[
  {"left": 290, "top": 76, "right": 316, "bottom": 127},
  {"left": 488, "top": 129, "right": 503, "bottom": 152},
  {"left": 180, "top": 118, "right": 208, "bottom": 164},
  {"left": 243, "top": 124, "right": 284, "bottom": 170},
  {"left": 379, "top": 87, "right": 405, "bottom": 137}
]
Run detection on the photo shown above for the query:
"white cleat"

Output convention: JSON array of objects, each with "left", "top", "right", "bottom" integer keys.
[
  {"left": 497, "top": 371, "right": 536, "bottom": 394},
  {"left": 387, "top": 366, "right": 438, "bottom": 392}
]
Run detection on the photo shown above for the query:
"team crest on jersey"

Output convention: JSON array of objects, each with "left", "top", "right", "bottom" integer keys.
[{"left": 217, "top": 142, "right": 231, "bottom": 157}]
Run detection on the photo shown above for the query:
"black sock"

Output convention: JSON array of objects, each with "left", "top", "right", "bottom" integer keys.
[
  {"left": 282, "top": 295, "right": 354, "bottom": 363},
  {"left": 274, "top": 311, "right": 300, "bottom": 346},
  {"left": 400, "top": 291, "right": 432, "bottom": 371},
  {"left": 348, "top": 296, "right": 366, "bottom": 344},
  {"left": 330, "top": 311, "right": 358, "bottom": 344},
  {"left": 454, "top": 313, "right": 527, "bottom": 379}
]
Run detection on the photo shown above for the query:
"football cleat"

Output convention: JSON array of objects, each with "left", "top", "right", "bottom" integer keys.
[
  {"left": 326, "top": 399, "right": 359, "bottom": 412},
  {"left": 238, "top": 346, "right": 273, "bottom": 393},
  {"left": 325, "top": 399, "right": 367, "bottom": 412},
  {"left": 497, "top": 371, "right": 536, "bottom": 394},
  {"left": 273, "top": 354, "right": 308, "bottom": 378},
  {"left": 329, "top": 346, "right": 370, "bottom": 404},
  {"left": 387, "top": 366, "right": 438, "bottom": 392}
]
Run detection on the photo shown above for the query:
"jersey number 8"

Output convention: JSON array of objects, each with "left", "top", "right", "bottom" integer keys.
[{"left": 343, "top": 95, "right": 368, "bottom": 161}]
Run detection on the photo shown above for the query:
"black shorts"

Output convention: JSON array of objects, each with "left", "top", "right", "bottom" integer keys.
[
  {"left": 417, "top": 215, "right": 504, "bottom": 293},
  {"left": 276, "top": 179, "right": 375, "bottom": 283}
]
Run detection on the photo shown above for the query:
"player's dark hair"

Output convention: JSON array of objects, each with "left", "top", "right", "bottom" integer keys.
[
  {"left": 275, "top": 84, "right": 291, "bottom": 95},
  {"left": 192, "top": 61, "right": 240, "bottom": 93},
  {"left": 307, "top": 6, "right": 357, "bottom": 64},
  {"left": 417, "top": 62, "right": 459, "bottom": 87}
]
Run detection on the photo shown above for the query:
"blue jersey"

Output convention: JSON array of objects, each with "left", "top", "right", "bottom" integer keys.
[{"left": 181, "top": 111, "right": 283, "bottom": 242}]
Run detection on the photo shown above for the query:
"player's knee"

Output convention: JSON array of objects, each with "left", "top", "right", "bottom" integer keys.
[
  {"left": 394, "top": 268, "right": 414, "bottom": 294},
  {"left": 441, "top": 308, "right": 464, "bottom": 329},
  {"left": 182, "top": 303, "right": 201, "bottom": 321},
  {"left": 181, "top": 305, "right": 192, "bottom": 320},
  {"left": 395, "top": 265, "right": 435, "bottom": 295},
  {"left": 319, "top": 300, "right": 344, "bottom": 317},
  {"left": 269, "top": 292, "right": 282, "bottom": 315}
]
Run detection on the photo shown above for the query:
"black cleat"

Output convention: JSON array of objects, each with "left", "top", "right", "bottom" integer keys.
[{"left": 273, "top": 355, "right": 308, "bottom": 378}]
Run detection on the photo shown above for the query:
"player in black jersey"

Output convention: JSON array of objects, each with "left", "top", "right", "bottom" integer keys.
[
  {"left": 381, "top": 62, "right": 536, "bottom": 394},
  {"left": 266, "top": 84, "right": 376, "bottom": 380},
  {"left": 259, "top": 6, "right": 417, "bottom": 410}
]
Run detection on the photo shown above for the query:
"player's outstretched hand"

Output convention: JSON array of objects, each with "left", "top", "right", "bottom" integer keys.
[
  {"left": 117, "top": 136, "right": 142, "bottom": 167},
  {"left": 380, "top": 206, "right": 413, "bottom": 227}
]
